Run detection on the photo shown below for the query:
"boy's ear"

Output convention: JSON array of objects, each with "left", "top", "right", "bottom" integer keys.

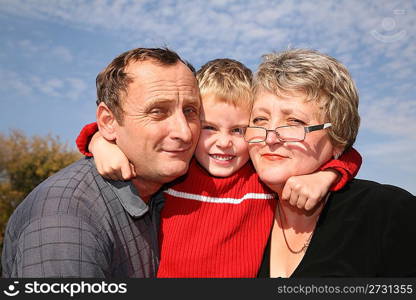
[{"left": 96, "top": 102, "right": 118, "bottom": 141}]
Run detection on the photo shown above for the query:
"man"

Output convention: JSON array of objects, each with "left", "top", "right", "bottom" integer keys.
[{"left": 2, "top": 48, "right": 201, "bottom": 277}]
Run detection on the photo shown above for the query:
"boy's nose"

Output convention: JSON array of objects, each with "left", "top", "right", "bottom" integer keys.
[{"left": 217, "top": 134, "right": 232, "bottom": 148}]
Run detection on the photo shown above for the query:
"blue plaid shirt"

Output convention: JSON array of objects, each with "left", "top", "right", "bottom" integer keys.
[{"left": 2, "top": 157, "right": 164, "bottom": 278}]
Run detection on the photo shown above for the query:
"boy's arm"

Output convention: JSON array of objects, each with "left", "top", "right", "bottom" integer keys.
[
  {"left": 76, "top": 122, "right": 98, "bottom": 156},
  {"left": 282, "top": 148, "right": 362, "bottom": 210},
  {"left": 319, "top": 147, "right": 362, "bottom": 191},
  {"left": 76, "top": 122, "right": 135, "bottom": 180}
]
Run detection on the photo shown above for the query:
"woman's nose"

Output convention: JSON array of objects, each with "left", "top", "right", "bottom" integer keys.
[{"left": 265, "top": 129, "right": 281, "bottom": 145}]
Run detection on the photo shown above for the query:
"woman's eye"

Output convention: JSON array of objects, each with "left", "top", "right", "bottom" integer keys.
[
  {"left": 289, "top": 118, "right": 306, "bottom": 125},
  {"left": 251, "top": 117, "right": 267, "bottom": 125}
]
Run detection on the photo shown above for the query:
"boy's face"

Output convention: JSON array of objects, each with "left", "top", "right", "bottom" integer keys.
[{"left": 195, "top": 93, "right": 251, "bottom": 177}]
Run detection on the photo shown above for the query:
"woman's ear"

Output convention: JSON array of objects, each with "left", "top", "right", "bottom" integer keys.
[
  {"left": 96, "top": 102, "right": 118, "bottom": 141},
  {"left": 333, "top": 145, "right": 345, "bottom": 160}
]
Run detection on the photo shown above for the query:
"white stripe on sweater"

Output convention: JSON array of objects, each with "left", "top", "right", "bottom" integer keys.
[{"left": 164, "top": 188, "right": 274, "bottom": 204}]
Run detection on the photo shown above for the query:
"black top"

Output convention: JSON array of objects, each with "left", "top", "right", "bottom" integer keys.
[
  {"left": 2, "top": 158, "right": 164, "bottom": 278},
  {"left": 257, "top": 179, "right": 416, "bottom": 277}
]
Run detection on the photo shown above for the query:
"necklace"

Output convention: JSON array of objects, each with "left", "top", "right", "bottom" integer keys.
[{"left": 276, "top": 198, "right": 321, "bottom": 254}]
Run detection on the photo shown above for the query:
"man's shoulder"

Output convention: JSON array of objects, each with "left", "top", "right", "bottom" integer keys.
[
  {"left": 28, "top": 157, "right": 100, "bottom": 201},
  {"left": 8, "top": 158, "right": 109, "bottom": 228}
]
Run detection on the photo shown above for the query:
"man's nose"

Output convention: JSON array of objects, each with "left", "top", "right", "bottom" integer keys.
[{"left": 170, "top": 111, "right": 193, "bottom": 144}]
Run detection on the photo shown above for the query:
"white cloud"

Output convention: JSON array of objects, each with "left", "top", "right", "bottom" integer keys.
[
  {"left": 66, "top": 78, "right": 88, "bottom": 100},
  {"left": 360, "top": 96, "right": 416, "bottom": 139},
  {"left": 17, "top": 39, "right": 42, "bottom": 53},
  {"left": 0, "top": 70, "right": 33, "bottom": 96},
  {"left": 51, "top": 46, "right": 73, "bottom": 63},
  {"left": 1, "top": 69, "right": 88, "bottom": 101},
  {"left": 1, "top": 0, "right": 413, "bottom": 65},
  {"left": 6, "top": 38, "right": 74, "bottom": 64}
]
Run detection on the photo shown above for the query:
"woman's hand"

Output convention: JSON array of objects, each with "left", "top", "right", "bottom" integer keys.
[
  {"left": 89, "top": 131, "right": 136, "bottom": 181},
  {"left": 282, "top": 169, "right": 339, "bottom": 211}
]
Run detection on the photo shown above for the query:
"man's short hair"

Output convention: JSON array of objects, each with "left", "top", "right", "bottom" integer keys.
[
  {"left": 96, "top": 47, "right": 195, "bottom": 124},
  {"left": 197, "top": 58, "right": 253, "bottom": 111},
  {"left": 254, "top": 49, "right": 360, "bottom": 150}
]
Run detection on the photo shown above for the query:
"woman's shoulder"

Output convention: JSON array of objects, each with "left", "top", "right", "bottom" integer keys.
[
  {"left": 343, "top": 179, "right": 414, "bottom": 197},
  {"left": 333, "top": 178, "right": 415, "bottom": 211}
]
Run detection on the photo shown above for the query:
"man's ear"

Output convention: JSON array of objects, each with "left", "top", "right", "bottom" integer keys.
[{"left": 96, "top": 102, "right": 118, "bottom": 141}]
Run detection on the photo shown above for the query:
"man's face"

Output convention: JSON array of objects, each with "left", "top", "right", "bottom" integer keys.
[{"left": 114, "top": 60, "right": 201, "bottom": 186}]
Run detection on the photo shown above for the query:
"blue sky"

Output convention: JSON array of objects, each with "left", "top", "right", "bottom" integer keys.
[{"left": 0, "top": 0, "right": 415, "bottom": 195}]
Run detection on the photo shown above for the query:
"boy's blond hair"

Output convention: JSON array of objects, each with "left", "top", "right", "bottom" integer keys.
[{"left": 196, "top": 58, "right": 253, "bottom": 110}]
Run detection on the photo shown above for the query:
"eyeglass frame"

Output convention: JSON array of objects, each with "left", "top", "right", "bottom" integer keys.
[{"left": 243, "top": 123, "right": 332, "bottom": 143}]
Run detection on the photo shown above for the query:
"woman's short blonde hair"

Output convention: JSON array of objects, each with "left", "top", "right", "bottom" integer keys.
[
  {"left": 254, "top": 49, "right": 360, "bottom": 150},
  {"left": 197, "top": 58, "right": 253, "bottom": 111}
]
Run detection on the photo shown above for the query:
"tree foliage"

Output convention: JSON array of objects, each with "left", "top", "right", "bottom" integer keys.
[{"left": 0, "top": 130, "right": 81, "bottom": 268}]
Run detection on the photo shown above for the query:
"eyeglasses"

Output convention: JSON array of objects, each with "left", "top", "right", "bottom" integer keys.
[{"left": 244, "top": 123, "right": 332, "bottom": 143}]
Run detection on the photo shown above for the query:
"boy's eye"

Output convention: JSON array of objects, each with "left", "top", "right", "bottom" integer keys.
[{"left": 231, "top": 127, "right": 246, "bottom": 136}]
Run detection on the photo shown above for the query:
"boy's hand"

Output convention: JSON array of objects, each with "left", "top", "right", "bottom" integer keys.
[
  {"left": 89, "top": 132, "right": 136, "bottom": 181},
  {"left": 282, "top": 170, "right": 339, "bottom": 211}
]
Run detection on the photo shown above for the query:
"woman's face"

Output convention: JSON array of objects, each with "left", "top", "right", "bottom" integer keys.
[{"left": 248, "top": 89, "right": 340, "bottom": 192}]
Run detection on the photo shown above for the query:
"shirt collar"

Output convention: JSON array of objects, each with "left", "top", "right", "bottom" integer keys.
[{"left": 107, "top": 180, "right": 150, "bottom": 218}]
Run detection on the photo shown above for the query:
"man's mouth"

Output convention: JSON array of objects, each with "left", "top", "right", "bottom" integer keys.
[{"left": 164, "top": 148, "right": 192, "bottom": 155}]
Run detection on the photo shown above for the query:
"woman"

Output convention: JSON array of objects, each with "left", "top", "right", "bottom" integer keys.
[{"left": 248, "top": 49, "right": 416, "bottom": 277}]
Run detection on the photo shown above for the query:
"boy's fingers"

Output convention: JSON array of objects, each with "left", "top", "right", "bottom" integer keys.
[
  {"left": 121, "top": 164, "right": 133, "bottom": 180},
  {"left": 108, "top": 168, "right": 122, "bottom": 181},
  {"left": 288, "top": 191, "right": 299, "bottom": 207},
  {"left": 296, "top": 194, "right": 308, "bottom": 209},
  {"left": 129, "top": 163, "right": 137, "bottom": 178},
  {"left": 304, "top": 199, "right": 314, "bottom": 211},
  {"left": 281, "top": 181, "right": 293, "bottom": 202}
]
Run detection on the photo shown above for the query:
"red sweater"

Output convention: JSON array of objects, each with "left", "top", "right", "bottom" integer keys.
[{"left": 157, "top": 159, "right": 275, "bottom": 277}]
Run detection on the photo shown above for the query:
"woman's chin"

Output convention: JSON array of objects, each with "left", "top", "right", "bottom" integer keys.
[{"left": 258, "top": 172, "right": 288, "bottom": 192}]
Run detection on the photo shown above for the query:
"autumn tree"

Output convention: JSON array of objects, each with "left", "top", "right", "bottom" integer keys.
[{"left": 0, "top": 130, "right": 81, "bottom": 270}]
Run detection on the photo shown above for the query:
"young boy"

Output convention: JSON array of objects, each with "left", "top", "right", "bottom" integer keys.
[{"left": 76, "top": 59, "right": 361, "bottom": 277}]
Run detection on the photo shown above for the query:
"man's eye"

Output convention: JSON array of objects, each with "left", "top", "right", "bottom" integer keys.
[
  {"left": 149, "top": 108, "right": 166, "bottom": 115},
  {"left": 184, "top": 106, "right": 199, "bottom": 119},
  {"left": 202, "top": 125, "right": 216, "bottom": 131}
]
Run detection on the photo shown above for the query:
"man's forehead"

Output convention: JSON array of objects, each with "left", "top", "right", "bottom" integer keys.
[{"left": 125, "top": 59, "right": 196, "bottom": 82}]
